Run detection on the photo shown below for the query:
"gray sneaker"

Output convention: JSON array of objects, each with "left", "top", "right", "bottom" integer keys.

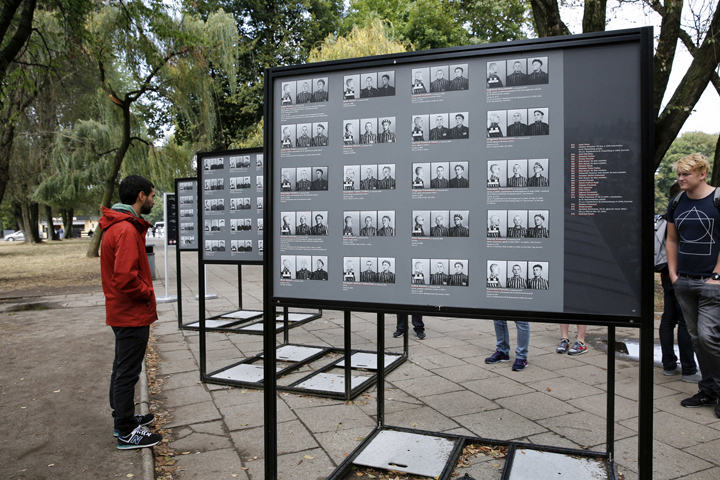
[{"left": 682, "top": 372, "right": 702, "bottom": 383}]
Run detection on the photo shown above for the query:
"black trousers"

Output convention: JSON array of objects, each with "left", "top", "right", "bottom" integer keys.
[
  {"left": 109, "top": 325, "right": 149, "bottom": 436},
  {"left": 396, "top": 314, "right": 424, "bottom": 333}
]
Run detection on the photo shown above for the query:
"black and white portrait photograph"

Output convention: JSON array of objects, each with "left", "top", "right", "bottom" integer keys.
[
  {"left": 217, "top": 198, "right": 225, "bottom": 211},
  {"left": 218, "top": 218, "right": 226, "bottom": 231},
  {"left": 204, "top": 219, "right": 211, "bottom": 232},
  {"left": 360, "top": 164, "right": 378, "bottom": 190},
  {"left": 181, "top": 222, "right": 193, "bottom": 232},
  {"left": 243, "top": 218, "right": 251, "bottom": 231},
  {"left": 487, "top": 261, "right": 506, "bottom": 288},
  {"left": 312, "top": 167, "right": 329, "bottom": 191},
  {"left": 430, "top": 259, "right": 449, "bottom": 285},
  {"left": 487, "top": 110, "right": 506, "bottom": 138},
  {"left": 360, "top": 257, "right": 378, "bottom": 283},
  {"left": 527, "top": 57, "right": 549, "bottom": 84},
  {"left": 312, "top": 122, "right": 329, "bottom": 147},
  {"left": 507, "top": 210, "right": 528, "bottom": 238},
  {"left": 244, "top": 240, "right": 252, "bottom": 252},
  {"left": 281, "top": 168, "right": 295, "bottom": 192},
  {"left": 295, "top": 167, "right": 312, "bottom": 191},
  {"left": 449, "top": 161, "right": 469, "bottom": 188},
  {"left": 204, "top": 179, "right": 211, "bottom": 191},
  {"left": 296, "top": 256, "right": 312, "bottom": 279},
  {"left": 377, "top": 165, "right": 396, "bottom": 190},
  {"left": 179, "top": 182, "right": 193, "bottom": 191},
  {"left": 430, "top": 211, "right": 449, "bottom": 237},
  {"left": 256, "top": 176, "right": 263, "bottom": 190},
  {"left": 229, "top": 219, "right": 237, "bottom": 232},
  {"left": 281, "top": 82, "right": 295, "bottom": 105},
  {"left": 430, "top": 65, "right": 450, "bottom": 92},
  {"left": 506, "top": 261, "right": 528, "bottom": 289},
  {"left": 343, "top": 211, "right": 359, "bottom": 237},
  {"left": 311, "top": 256, "right": 328, "bottom": 280},
  {"left": 180, "top": 209, "right": 193, "bottom": 218},
  {"left": 343, "top": 74, "right": 360, "bottom": 100},
  {"left": 507, "top": 109, "right": 528, "bottom": 136},
  {"left": 258, "top": 240, "right": 263, "bottom": 253},
  {"left": 527, "top": 262, "right": 549, "bottom": 289},
  {"left": 449, "top": 210, "right": 470, "bottom": 237},
  {"left": 360, "top": 72, "right": 378, "bottom": 98},
  {"left": 257, "top": 218, "right": 263, "bottom": 231},
  {"left": 211, "top": 240, "right": 220, "bottom": 252},
  {"left": 311, "top": 211, "right": 329, "bottom": 236},
  {"left": 229, "top": 177, "right": 237, "bottom": 190},
  {"left": 429, "top": 114, "right": 450, "bottom": 141},
  {"left": 411, "top": 67, "right": 429, "bottom": 94},
  {"left": 295, "top": 211, "right": 311, "bottom": 235},
  {"left": 312, "top": 77, "right": 329, "bottom": 102},
  {"left": 296, "top": 79, "right": 313, "bottom": 104},
  {"left": 296, "top": 123, "right": 313, "bottom": 148},
  {"left": 431, "top": 162, "right": 450, "bottom": 188},
  {"left": 505, "top": 59, "right": 527, "bottom": 87},
  {"left": 359, "top": 211, "right": 377, "bottom": 236},
  {"left": 343, "top": 165, "right": 360, "bottom": 191},
  {"left": 180, "top": 195, "right": 192, "bottom": 204},
  {"left": 527, "top": 108, "right": 549, "bottom": 135},
  {"left": 230, "top": 240, "right": 239, "bottom": 252},
  {"left": 204, "top": 240, "right": 211, "bottom": 252},
  {"left": 229, "top": 156, "right": 238, "bottom": 169},
  {"left": 527, "top": 159, "right": 549, "bottom": 187},
  {"left": 343, "top": 257, "right": 359, "bottom": 282},
  {"left": 280, "top": 256, "right": 296, "bottom": 279},
  {"left": 256, "top": 197, "right": 263, "bottom": 210},
  {"left": 377, "top": 211, "right": 396, "bottom": 236},
  {"left": 203, "top": 158, "right": 211, "bottom": 171},
  {"left": 256, "top": 154, "right": 263, "bottom": 168},
  {"left": 411, "top": 258, "right": 430, "bottom": 285},
  {"left": 359, "top": 118, "right": 377, "bottom": 145},
  {"left": 449, "top": 64, "right": 469, "bottom": 90},
  {"left": 412, "top": 163, "right": 429, "bottom": 189},
  {"left": 487, "top": 210, "right": 507, "bottom": 238},
  {"left": 204, "top": 199, "right": 211, "bottom": 212},
  {"left": 377, "top": 71, "right": 396, "bottom": 96},
  {"left": 527, "top": 210, "right": 550, "bottom": 238},
  {"left": 280, "top": 212, "right": 295, "bottom": 236},
  {"left": 181, "top": 236, "right": 194, "bottom": 245},
  {"left": 412, "top": 210, "right": 430, "bottom": 237},
  {"left": 280, "top": 124, "right": 296, "bottom": 149},
  {"left": 377, "top": 258, "right": 396, "bottom": 283},
  {"left": 449, "top": 260, "right": 469, "bottom": 286},
  {"left": 411, "top": 114, "right": 429, "bottom": 142},
  {"left": 241, "top": 198, "right": 249, "bottom": 210},
  {"left": 487, "top": 160, "right": 506, "bottom": 188},
  {"left": 507, "top": 160, "right": 528, "bottom": 187},
  {"left": 449, "top": 112, "right": 469, "bottom": 140},
  {"left": 486, "top": 61, "right": 505, "bottom": 88},
  {"left": 343, "top": 119, "right": 359, "bottom": 145},
  {"left": 218, "top": 240, "right": 226, "bottom": 252}
]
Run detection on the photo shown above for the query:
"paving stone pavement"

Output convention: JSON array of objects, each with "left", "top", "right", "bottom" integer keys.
[{"left": 18, "top": 243, "right": 715, "bottom": 480}]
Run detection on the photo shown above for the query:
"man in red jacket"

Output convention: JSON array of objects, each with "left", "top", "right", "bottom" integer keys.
[{"left": 99, "top": 175, "right": 163, "bottom": 449}]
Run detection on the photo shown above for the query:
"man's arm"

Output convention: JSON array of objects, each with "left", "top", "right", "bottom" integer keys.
[
  {"left": 112, "top": 229, "right": 153, "bottom": 300},
  {"left": 666, "top": 222, "right": 679, "bottom": 283}
]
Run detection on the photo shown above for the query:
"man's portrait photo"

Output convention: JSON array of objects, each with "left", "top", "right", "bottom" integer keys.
[
  {"left": 360, "top": 73, "right": 378, "bottom": 98},
  {"left": 377, "top": 258, "right": 396, "bottom": 284},
  {"left": 411, "top": 68, "right": 429, "bottom": 94},
  {"left": 280, "top": 256, "right": 296, "bottom": 279},
  {"left": 430, "top": 211, "right": 449, "bottom": 237},
  {"left": 311, "top": 167, "right": 329, "bottom": 191},
  {"left": 505, "top": 59, "right": 527, "bottom": 87},
  {"left": 311, "top": 256, "right": 329, "bottom": 281},
  {"left": 528, "top": 262, "right": 549, "bottom": 289},
  {"left": 280, "top": 212, "right": 295, "bottom": 236},
  {"left": 411, "top": 115, "right": 428, "bottom": 142},
  {"left": 280, "top": 124, "right": 296, "bottom": 149},
  {"left": 377, "top": 71, "right": 396, "bottom": 96},
  {"left": 281, "top": 168, "right": 295, "bottom": 192},
  {"left": 487, "top": 261, "right": 506, "bottom": 288},
  {"left": 296, "top": 255, "right": 312, "bottom": 279},
  {"left": 377, "top": 165, "right": 396, "bottom": 190},
  {"left": 281, "top": 81, "right": 295, "bottom": 105},
  {"left": 343, "top": 211, "right": 359, "bottom": 237},
  {"left": 256, "top": 197, "right": 263, "bottom": 210},
  {"left": 507, "top": 262, "right": 528, "bottom": 289},
  {"left": 217, "top": 198, "right": 225, "bottom": 210},
  {"left": 430, "top": 260, "right": 449, "bottom": 285},
  {"left": 359, "top": 118, "right": 377, "bottom": 145},
  {"left": 507, "top": 160, "right": 528, "bottom": 187},
  {"left": 377, "top": 118, "right": 396, "bottom": 143},
  {"left": 527, "top": 108, "right": 549, "bottom": 136},
  {"left": 450, "top": 112, "right": 469, "bottom": 140},
  {"left": 296, "top": 123, "right": 312, "bottom": 148},
  {"left": 296, "top": 167, "right": 312, "bottom": 191},
  {"left": 312, "top": 122, "right": 329, "bottom": 147},
  {"left": 256, "top": 176, "right": 263, "bottom": 190},
  {"left": 258, "top": 240, "right": 263, "bottom": 253},
  {"left": 429, "top": 113, "right": 450, "bottom": 141},
  {"left": 343, "top": 118, "right": 359, "bottom": 145},
  {"left": 527, "top": 159, "right": 549, "bottom": 187},
  {"left": 257, "top": 218, "right": 263, "bottom": 231},
  {"left": 527, "top": 210, "right": 550, "bottom": 238},
  {"left": 431, "top": 162, "right": 450, "bottom": 188},
  {"left": 343, "top": 257, "right": 359, "bottom": 282},
  {"left": 507, "top": 210, "right": 528, "bottom": 238},
  {"left": 449, "top": 211, "right": 470, "bottom": 237},
  {"left": 256, "top": 154, "right": 263, "bottom": 168},
  {"left": 295, "top": 211, "right": 311, "bottom": 235},
  {"left": 487, "top": 110, "right": 506, "bottom": 138},
  {"left": 343, "top": 74, "right": 359, "bottom": 100},
  {"left": 486, "top": 61, "right": 505, "bottom": 88},
  {"left": 296, "top": 79, "right": 312, "bottom": 104},
  {"left": 377, "top": 211, "right": 396, "bottom": 236},
  {"left": 507, "top": 109, "right": 528, "bottom": 137},
  {"left": 449, "top": 260, "right": 469, "bottom": 286},
  {"left": 430, "top": 65, "right": 450, "bottom": 92},
  {"left": 359, "top": 211, "right": 377, "bottom": 236},
  {"left": 449, "top": 64, "right": 469, "bottom": 91},
  {"left": 487, "top": 210, "right": 507, "bottom": 238},
  {"left": 343, "top": 165, "right": 360, "bottom": 191},
  {"left": 528, "top": 57, "right": 549, "bottom": 84},
  {"left": 449, "top": 162, "right": 470, "bottom": 188},
  {"left": 218, "top": 240, "right": 226, "bottom": 252},
  {"left": 412, "top": 211, "right": 429, "bottom": 237},
  {"left": 360, "top": 164, "right": 378, "bottom": 190},
  {"left": 360, "top": 257, "right": 378, "bottom": 283},
  {"left": 412, "top": 163, "right": 429, "bottom": 189},
  {"left": 311, "top": 211, "right": 329, "bottom": 236},
  {"left": 312, "top": 77, "right": 329, "bottom": 102},
  {"left": 411, "top": 258, "right": 429, "bottom": 285},
  {"left": 229, "top": 156, "right": 238, "bottom": 169}
]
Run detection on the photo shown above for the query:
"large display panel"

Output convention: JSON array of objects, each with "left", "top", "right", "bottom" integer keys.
[
  {"left": 266, "top": 30, "right": 652, "bottom": 322},
  {"left": 198, "top": 148, "right": 264, "bottom": 263},
  {"left": 177, "top": 178, "right": 198, "bottom": 250}
]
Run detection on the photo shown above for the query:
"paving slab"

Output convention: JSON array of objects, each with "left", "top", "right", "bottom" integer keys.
[
  {"left": 171, "top": 448, "right": 248, "bottom": 480},
  {"left": 165, "top": 401, "right": 223, "bottom": 428}
]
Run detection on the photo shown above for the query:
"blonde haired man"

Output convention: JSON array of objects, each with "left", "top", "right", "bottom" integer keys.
[{"left": 666, "top": 152, "right": 720, "bottom": 417}]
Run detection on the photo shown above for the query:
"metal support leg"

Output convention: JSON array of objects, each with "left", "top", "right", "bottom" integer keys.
[
  {"left": 344, "top": 311, "right": 352, "bottom": 400},
  {"left": 638, "top": 322, "right": 654, "bottom": 479},
  {"left": 377, "top": 312, "right": 385, "bottom": 428},
  {"left": 238, "top": 264, "right": 243, "bottom": 310},
  {"left": 283, "top": 305, "right": 289, "bottom": 345},
  {"left": 606, "top": 326, "right": 615, "bottom": 462}
]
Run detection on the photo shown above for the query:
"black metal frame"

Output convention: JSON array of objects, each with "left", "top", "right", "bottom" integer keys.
[
  {"left": 263, "top": 27, "right": 655, "bottom": 480},
  {"left": 174, "top": 176, "right": 198, "bottom": 330}
]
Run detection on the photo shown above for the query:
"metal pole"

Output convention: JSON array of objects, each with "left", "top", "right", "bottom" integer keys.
[
  {"left": 283, "top": 305, "right": 289, "bottom": 346},
  {"left": 176, "top": 248, "right": 183, "bottom": 329},
  {"left": 638, "top": 321, "right": 654, "bottom": 479},
  {"left": 198, "top": 254, "right": 206, "bottom": 379},
  {"left": 344, "top": 311, "right": 352, "bottom": 400},
  {"left": 377, "top": 312, "right": 385, "bottom": 428},
  {"left": 606, "top": 326, "right": 615, "bottom": 463},
  {"left": 238, "top": 264, "right": 243, "bottom": 310},
  {"left": 157, "top": 192, "right": 177, "bottom": 303}
]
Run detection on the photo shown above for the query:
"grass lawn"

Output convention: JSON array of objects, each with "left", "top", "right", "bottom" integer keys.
[{"left": 0, "top": 238, "right": 100, "bottom": 293}]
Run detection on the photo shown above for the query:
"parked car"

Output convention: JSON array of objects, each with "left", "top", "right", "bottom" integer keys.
[{"left": 3, "top": 231, "right": 25, "bottom": 241}]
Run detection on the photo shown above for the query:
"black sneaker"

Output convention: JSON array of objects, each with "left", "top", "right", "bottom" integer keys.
[
  {"left": 392, "top": 330, "right": 404, "bottom": 338},
  {"left": 117, "top": 425, "right": 162, "bottom": 450},
  {"left": 114, "top": 414, "right": 155, "bottom": 437},
  {"left": 680, "top": 390, "right": 717, "bottom": 408},
  {"left": 416, "top": 331, "right": 426, "bottom": 340},
  {"left": 484, "top": 350, "right": 510, "bottom": 364}
]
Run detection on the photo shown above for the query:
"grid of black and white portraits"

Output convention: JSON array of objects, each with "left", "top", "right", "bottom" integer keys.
[
  {"left": 281, "top": 78, "right": 329, "bottom": 105},
  {"left": 411, "top": 64, "right": 470, "bottom": 94},
  {"left": 412, "top": 113, "right": 470, "bottom": 141},
  {"left": 204, "top": 219, "right": 226, "bottom": 232},
  {"left": 410, "top": 259, "right": 469, "bottom": 286},
  {"left": 344, "top": 71, "right": 396, "bottom": 99},
  {"left": 229, "top": 177, "right": 253, "bottom": 190},
  {"left": 411, "top": 162, "right": 469, "bottom": 189},
  {"left": 487, "top": 159, "right": 550, "bottom": 188},
  {"left": 180, "top": 236, "right": 195, "bottom": 245},
  {"left": 204, "top": 240, "right": 226, "bottom": 252},
  {"left": 203, "top": 199, "right": 225, "bottom": 212},
  {"left": 203, "top": 158, "right": 224, "bottom": 170},
  {"left": 230, "top": 219, "right": 253, "bottom": 232},
  {"left": 180, "top": 209, "right": 194, "bottom": 218},
  {"left": 229, "top": 198, "right": 252, "bottom": 211},
  {"left": 281, "top": 166, "right": 329, "bottom": 192},
  {"left": 228, "top": 156, "right": 253, "bottom": 168},
  {"left": 486, "top": 261, "right": 550, "bottom": 289},
  {"left": 341, "top": 211, "right": 396, "bottom": 237},
  {"left": 411, "top": 210, "right": 470, "bottom": 237},
  {"left": 204, "top": 178, "right": 224, "bottom": 191},
  {"left": 281, "top": 122, "right": 330, "bottom": 148},
  {"left": 178, "top": 182, "right": 194, "bottom": 191},
  {"left": 342, "top": 164, "right": 396, "bottom": 191},
  {"left": 487, "top": 210, "right": 550, "bottom": 238},
  {"left": 486, "top": 57, "right": 549, "bottom": 88},
  {"left": 179, "top": 195, "right": 194, "bottom": 204},
  {"left": 343, "top": 257, "right": 397, "bottom": 283},
  {"left": 230, "top": 240, "right": 254, "bottom": 252},
  {"left": 342, "top": 118, "right": 397, "bottom": 145},
  {"left": 280, "top": 255, "right": 329, "bottom": 280},
  {"left": 487, "top": 108, "right": 550, "bottom": 138},
  {"left": 180, "top": 222, "right": 194, "bottom": 232},
  {"left": 280, "top": 211, "right": 329, "bottom": 236}
]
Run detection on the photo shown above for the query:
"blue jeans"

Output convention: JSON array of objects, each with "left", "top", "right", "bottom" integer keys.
[
  {"left": 396, "top": 314, "right": 424, "bottom": 333},
  {"left": 673, "top": 276, "right": 720, "bottom": 396},
  {"left": 493, "top": 320, "right": 530, "bottom": 360},
  {"left": 660, "top": 276, "right": 698, "bottom": 375}
]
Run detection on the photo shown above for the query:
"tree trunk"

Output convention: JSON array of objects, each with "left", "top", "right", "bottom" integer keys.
[
  {"left": 45, "top": 204, "right": 59, "bottom": 240},
  {"left": 60, "top": 207, "right": 73, "bottom": 239},
  {"left": 712, "top": 134, "right": 720, "bottom": 187},
  {"left": 20, "top": 201, "right": 41, "bottom": 243},
  {"left": 653, "top": 0, "right": 684, "bottom": 119},
  {"left": 12, "top": 201, "right": 24, "bottom": 233},
  {"left": 529, "top": 0, "right": 571, "bottom": 37},
  {"left": 582, "top": 0, "right": 607, "bottom": 33}
]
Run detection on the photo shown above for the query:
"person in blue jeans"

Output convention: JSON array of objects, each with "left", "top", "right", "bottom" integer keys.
[{"left": 485, "top": 320, "right": 529, "bottom": 371}]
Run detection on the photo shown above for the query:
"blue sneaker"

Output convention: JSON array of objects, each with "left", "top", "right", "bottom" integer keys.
[
  {"left": 117, "top": 425, "right": 162, "bottom": 450},
  {"left": 512, "top": 358, "right": 528, "bottom": 371},
  {"left": 114, "top": 413, "right": 155, "bottom": 437},
  {"left": 485, "top": 350, "right": 510, "bottom": 364},
  {"left": 556, "top": 338, "right": 570, "bottom": 354}
]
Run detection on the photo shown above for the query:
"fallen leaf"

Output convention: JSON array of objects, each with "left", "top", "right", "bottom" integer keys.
[
  {"left": 303, "top": 455, "right": 314, "bottom": 460},
  {"left": 546, "top": 387, "right": 551, "bottom": 392},
  {"left": 48, "top": 464, "right": 55, "bottom": 467},
  {"left": 54, "top": 389, "right": 61, "bottom": 393},
  {"left": 181, "top": 452, "right": 190, "bottom": 455}
]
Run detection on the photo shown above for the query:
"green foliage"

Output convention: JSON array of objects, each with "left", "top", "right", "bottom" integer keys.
[
  {"left": 146, "top": 192, "right": 164, "bottom": 224},
  {"left": 230, "top": 118, "right": 263, "bottom": 149},
  {"left": 308, "top": 19, "right": 406, "bottom": 62}
]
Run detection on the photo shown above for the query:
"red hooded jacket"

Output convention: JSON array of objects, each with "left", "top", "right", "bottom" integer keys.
[{"left": 99, "top": 206, "right": 157, "bottom": 327}]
